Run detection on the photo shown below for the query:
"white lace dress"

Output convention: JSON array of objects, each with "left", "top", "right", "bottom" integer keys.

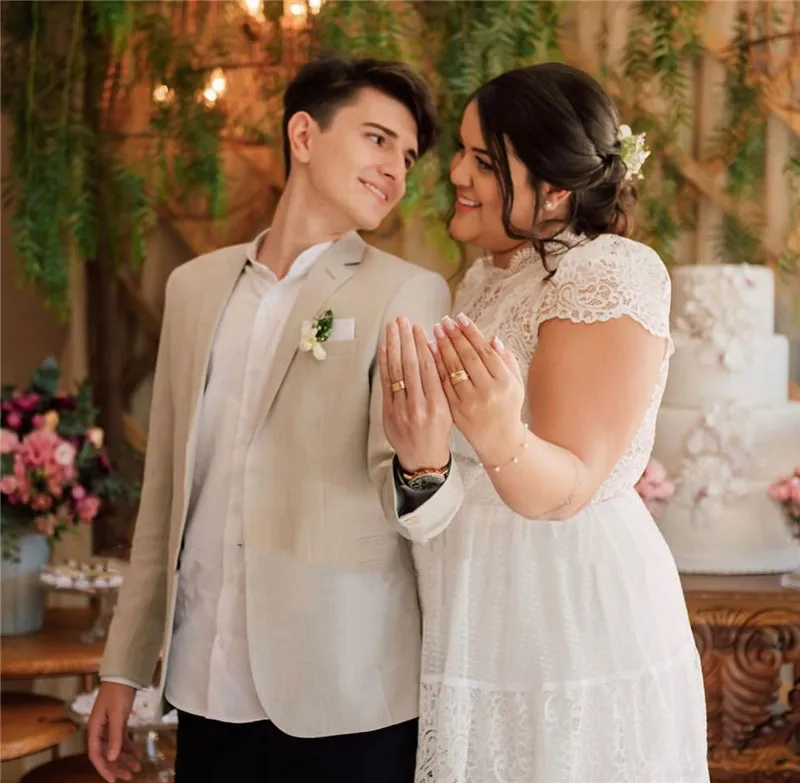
[{"left": 410, "top": 234, "right": 709, "bottom": 783}]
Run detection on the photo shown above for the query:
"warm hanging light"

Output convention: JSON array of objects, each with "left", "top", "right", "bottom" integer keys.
[
  {"left": 288, "top": 2, "right": 305, "bottom": 16},
  {"left": 307, "top": 0, "right": 322, "bottom": 14},
  {"left": 241, "top": 0, "right": 264, "bottom": 17},
  {"left": 153, "top": 83, "right": 173, "bottom": 105},
  {"left": 202, "top": 86, "right": 219, "bottom": 106},
  {"left": 209, "top": 68, "right": 227, "bottom": 97}
]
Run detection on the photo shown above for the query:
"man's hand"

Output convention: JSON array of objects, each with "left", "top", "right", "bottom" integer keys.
[
  {"left": 87, "top": 682, "right": 142, "bottom": 782},
  {"left": 379, "top": 316, "right": 452, "bottom": 472}
]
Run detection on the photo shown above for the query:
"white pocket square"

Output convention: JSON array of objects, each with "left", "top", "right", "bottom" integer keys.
[{"left": 329, "top": 317, "right": 355, "bottom": 341}]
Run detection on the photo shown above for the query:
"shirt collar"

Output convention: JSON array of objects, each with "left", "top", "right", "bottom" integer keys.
[{"left": 245, "top": 229, "right": 334, "bottom": 281}]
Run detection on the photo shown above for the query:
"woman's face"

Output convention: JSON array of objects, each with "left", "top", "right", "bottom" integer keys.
[{"left": 448, "top": 100, "right": 537, "bottom": 255}]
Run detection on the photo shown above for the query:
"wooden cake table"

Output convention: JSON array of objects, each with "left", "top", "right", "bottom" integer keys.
[{"left": 683, "top": 574, "right": 800, "bottom": 783}]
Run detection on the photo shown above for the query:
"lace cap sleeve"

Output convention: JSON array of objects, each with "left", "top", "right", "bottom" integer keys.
[{"left": 534, "top": 236, "right": 672, "bottom": 343}]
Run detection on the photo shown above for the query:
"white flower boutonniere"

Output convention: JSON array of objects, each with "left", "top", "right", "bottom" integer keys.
[
  {"left": 299, "top": 309, "right": 334, "bottom": 361},
  {"left": 617, "top": 124, "right": 650, "bottom": 181}
]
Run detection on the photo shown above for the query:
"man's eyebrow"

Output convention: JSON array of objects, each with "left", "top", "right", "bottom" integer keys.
[{"left": 363, "top": 122, "right": 418, "bottom": 162}]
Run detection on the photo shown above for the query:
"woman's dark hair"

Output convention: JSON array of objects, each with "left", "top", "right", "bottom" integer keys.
[
  {"left": 282, "top": 57, "right": 437, "bottom": 176},
  {"left": 470, "top": 62, "right": 636, "bottom": 270}
]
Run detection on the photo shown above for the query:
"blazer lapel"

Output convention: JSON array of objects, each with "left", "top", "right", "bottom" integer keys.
[{"left": 254, "top": 231, "right": 366, "bottom": 431}]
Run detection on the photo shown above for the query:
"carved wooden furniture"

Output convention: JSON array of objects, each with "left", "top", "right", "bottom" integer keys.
[
  {"left": 683, "top": 574, "right": 800, "bottom": 782},
  {"left": 1, "top": 607, "right": 105, "bottom": 772},
  {"left": 0, "top": 692, "right": 77, "bottom": 761},
  {"left": 19, "top": 754, "right": 103, "bottom": 783}
]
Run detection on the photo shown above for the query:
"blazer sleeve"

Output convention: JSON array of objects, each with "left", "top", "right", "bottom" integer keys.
[
  {"left": 367, "top": 271, "right": 464, "bottom": 544},
  {"left": 99, "top": 273, "right": 178, "bottom": 685}
]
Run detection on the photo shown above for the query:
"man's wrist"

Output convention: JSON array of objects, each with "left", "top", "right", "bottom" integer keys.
[{"left": 396, "top": 450, "right": 451, "bottom": 475}]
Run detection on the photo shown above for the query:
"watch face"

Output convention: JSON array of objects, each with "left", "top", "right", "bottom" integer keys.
[{"left": 408, "top": 474, "right": 446, "bottom": 492}]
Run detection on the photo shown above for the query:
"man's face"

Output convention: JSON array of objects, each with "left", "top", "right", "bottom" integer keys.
[{"left": 303, "top": 88, "right": 420, "bottom": 231}]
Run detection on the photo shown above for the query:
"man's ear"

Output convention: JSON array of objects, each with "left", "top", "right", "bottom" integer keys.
[{"left": 286, "top": 111, "right": 316, "bottom": 167}]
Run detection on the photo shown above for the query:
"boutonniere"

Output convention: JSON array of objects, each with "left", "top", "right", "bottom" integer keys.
[{"left": 299, "top": 309, "right": 334, "bottom": 361}]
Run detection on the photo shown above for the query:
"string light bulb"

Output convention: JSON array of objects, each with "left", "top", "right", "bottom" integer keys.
[
  {"left": 209, "top": 68, "right": 227, "bottom": 97},
  {"left": 241, "top": 0, "right": 263, "bottom": 16},
  {"left": 152, "top": 84, "right": 173, "bottom": 105}
]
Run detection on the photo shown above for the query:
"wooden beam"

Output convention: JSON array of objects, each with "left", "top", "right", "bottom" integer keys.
[
  {"left": 117, "top": 272, "right": 162, "bottom": 341},
  {"left": 702, "top": 31, "right": 800, "bottom": 136},
  {"left": 122, "top": 412, "right": 147, "bottom": 455},
  {"left": 121, "top": 346, "right": 158, "bottom": 402},
  {"left": 559, "top": 39, "right": 785, "bottom": 268}
]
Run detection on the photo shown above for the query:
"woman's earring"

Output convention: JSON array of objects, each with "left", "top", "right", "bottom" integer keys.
[{"left": 544, "top": 200, "right": 553, "bottom": 210}]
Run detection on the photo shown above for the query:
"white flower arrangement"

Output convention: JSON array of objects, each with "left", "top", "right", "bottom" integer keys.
[
  {"left": 617, "top": 125, "right": 650, "bottom": 181},
  {"left": 299, "top": 309, "right": 334, "bottom": 361}
]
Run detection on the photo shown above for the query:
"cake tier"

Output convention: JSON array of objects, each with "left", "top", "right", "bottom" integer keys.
[
  {"left": 655, "top": 481, "right": 800, "bottom": 574},
  {"left": 653, "top": 402, "right": 800, "bottom": 482},
  {"left": 670, "top": 263, "right": 774, "bottom": 337},
  {"left": 663, "top": 334, "right": 789, "bottom": 407}
]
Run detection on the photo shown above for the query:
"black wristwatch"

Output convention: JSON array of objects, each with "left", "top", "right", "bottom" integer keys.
[{"left": 395, "top": 456, "right": 451, "bottom": 492}]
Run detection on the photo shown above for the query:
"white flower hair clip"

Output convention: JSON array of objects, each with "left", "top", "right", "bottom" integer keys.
[{"left": 617, "top": 125, "right": 650, "bottom": 181}]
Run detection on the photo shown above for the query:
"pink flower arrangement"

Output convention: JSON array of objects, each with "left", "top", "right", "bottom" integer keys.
[
  {"left": 1, "top": 358, "right": 136, "bottom": 559},
  {"left": 768, "top": 468, "right": 800, "bottom": 538},
  {"left": 634, "top": 458, "right": 676, "bottom": 519}
]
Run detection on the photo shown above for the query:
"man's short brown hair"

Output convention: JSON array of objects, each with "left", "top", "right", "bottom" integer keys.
[{"left": 282, "top": 57, "right": 437, "bottom": 176}]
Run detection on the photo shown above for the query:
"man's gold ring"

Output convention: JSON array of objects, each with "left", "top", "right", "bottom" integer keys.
[
  {"left": 390, "top": 380, "right": 406, "bottom": 393},
  {"left": 450, "top": 370, "right": 469, "bottom": 385}
]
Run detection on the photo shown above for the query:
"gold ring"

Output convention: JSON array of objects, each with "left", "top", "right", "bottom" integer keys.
[
  {"left": 450, "top": 370, "right": 469, "bottom": 385},
  {"left": 390, "top": 380, "right": 406, "bottom": 393}
]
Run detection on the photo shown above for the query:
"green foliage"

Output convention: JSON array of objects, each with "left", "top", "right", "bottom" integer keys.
[
  {"left": 619, "top": 1, "right": 704, "bottom": 261},
  {"left": 1, "top": 0, "right": 233, "bottom": 315}
]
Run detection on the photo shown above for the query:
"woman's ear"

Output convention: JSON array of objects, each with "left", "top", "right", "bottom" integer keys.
[{"left": 540, "top": 184, "right": 571, "bottom": 213}]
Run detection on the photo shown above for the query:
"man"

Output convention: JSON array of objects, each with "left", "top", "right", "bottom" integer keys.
[{"left": 88, "top": 58, "right": 463, "bottom": 783}]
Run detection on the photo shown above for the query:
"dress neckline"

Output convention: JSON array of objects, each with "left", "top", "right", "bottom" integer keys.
[{"left": 488, "top": 230, "right": 585, "bottom": 275}]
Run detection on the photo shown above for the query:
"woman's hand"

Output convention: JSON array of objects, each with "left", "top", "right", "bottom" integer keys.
[
  {"left": 432, "top": 314, "right": 526, "bottom": 465},
  {"left": 379, "top": 317, "right": 453, "bottom": 472}
]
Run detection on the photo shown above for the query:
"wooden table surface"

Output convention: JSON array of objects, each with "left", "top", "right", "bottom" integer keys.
[
  {"left": 1, "top": 607, "right": 105, "bottom": 679},
  {"left": 0, "top": 692, "right": 77, "bottom": 761}
]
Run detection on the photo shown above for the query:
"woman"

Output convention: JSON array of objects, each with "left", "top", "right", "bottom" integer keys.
[{"left": 379, "top": 63, "right": 709, "bottom": 782}]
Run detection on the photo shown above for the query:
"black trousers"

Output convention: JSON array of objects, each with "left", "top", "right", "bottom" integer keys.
[{"left": 175, "top": 710, "right": 418, "bottom": 783}]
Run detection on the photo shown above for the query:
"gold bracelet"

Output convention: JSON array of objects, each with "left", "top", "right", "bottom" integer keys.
[{"left": 479, "top": 423, "right": 530, "bottom": 473}]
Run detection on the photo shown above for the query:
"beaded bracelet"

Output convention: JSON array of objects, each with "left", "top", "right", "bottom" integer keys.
[{"left": 479, "top": 423, "right": 530, "bottom": 473}]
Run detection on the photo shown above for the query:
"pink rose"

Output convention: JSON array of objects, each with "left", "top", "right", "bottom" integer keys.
[
  {"left": 0, "top": 475, "right": 18, "bottom": 494},
  {"left": 34, "top": 514, "right": 56, "bottom": 537},
  {"left": 77, "top": 495, "right": 101, "bottom": 523},
  {"left": 31, "top": 493, "right": 53, "bottom": 511},
  {"left": 5, "top": 411, "right": 21, "bottom": 429},
  {"left": 15, "top": 393, "right": 40, "bottom": 412},
  {"left": 768, "top": 481, "right": 791, "bottom": 503},
  {"left": 71, "top": 484, "right": 86, "bottom": 500},
  {"left": 791, "top": 478, "right": 800, "bottom": 506},
  {"left": 0, "top": 428, "right": 19, "bottom": 453}
]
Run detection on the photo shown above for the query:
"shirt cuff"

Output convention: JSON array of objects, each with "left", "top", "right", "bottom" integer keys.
[
  {"left": 101, "top": 676, "right": 146, "bottom": 690},
  {"left": 393, "top": 455, "right": 449, "bottom": 516}
]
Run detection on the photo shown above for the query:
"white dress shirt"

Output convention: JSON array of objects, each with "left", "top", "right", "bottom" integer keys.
[{"left": 163, "top": 232, "right": 331, "bottom": 722}]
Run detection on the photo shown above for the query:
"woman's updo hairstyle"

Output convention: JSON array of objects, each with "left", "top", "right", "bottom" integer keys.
[{"left": 471, "top": 62, "right": 637, "bottom": 252}]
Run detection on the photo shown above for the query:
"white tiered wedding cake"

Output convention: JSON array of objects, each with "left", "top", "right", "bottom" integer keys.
[{"left": 652, "top": 264, "right": 800, "bottom": 573}]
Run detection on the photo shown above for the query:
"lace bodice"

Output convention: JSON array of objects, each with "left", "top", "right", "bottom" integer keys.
[{"left": 452, "top": 232, "right": 673, "bottom": 503}]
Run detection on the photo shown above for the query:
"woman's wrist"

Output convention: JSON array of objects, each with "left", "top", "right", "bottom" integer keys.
[{"left": 474, "top": 421, "right": 530, "bottom": 473}]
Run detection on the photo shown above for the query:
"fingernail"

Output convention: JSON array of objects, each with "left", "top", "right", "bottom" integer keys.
[
  {"left": 397, "top": 316, "right": 408, "bottom": 327},
  {"left": 493, "top": 336, "right": 504, "bottom": 350},
  {"left": 457, "top": 312, "right": 470, "bottom": 327},
  {"left": 428, "top": 340, "right": 438, "bottom": 354},
  {"left": 434, "top": 324, "right": 445, "bottom": 339},
  {"left": 442, "top": 316, "right": 456, "bottom": 331}
]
